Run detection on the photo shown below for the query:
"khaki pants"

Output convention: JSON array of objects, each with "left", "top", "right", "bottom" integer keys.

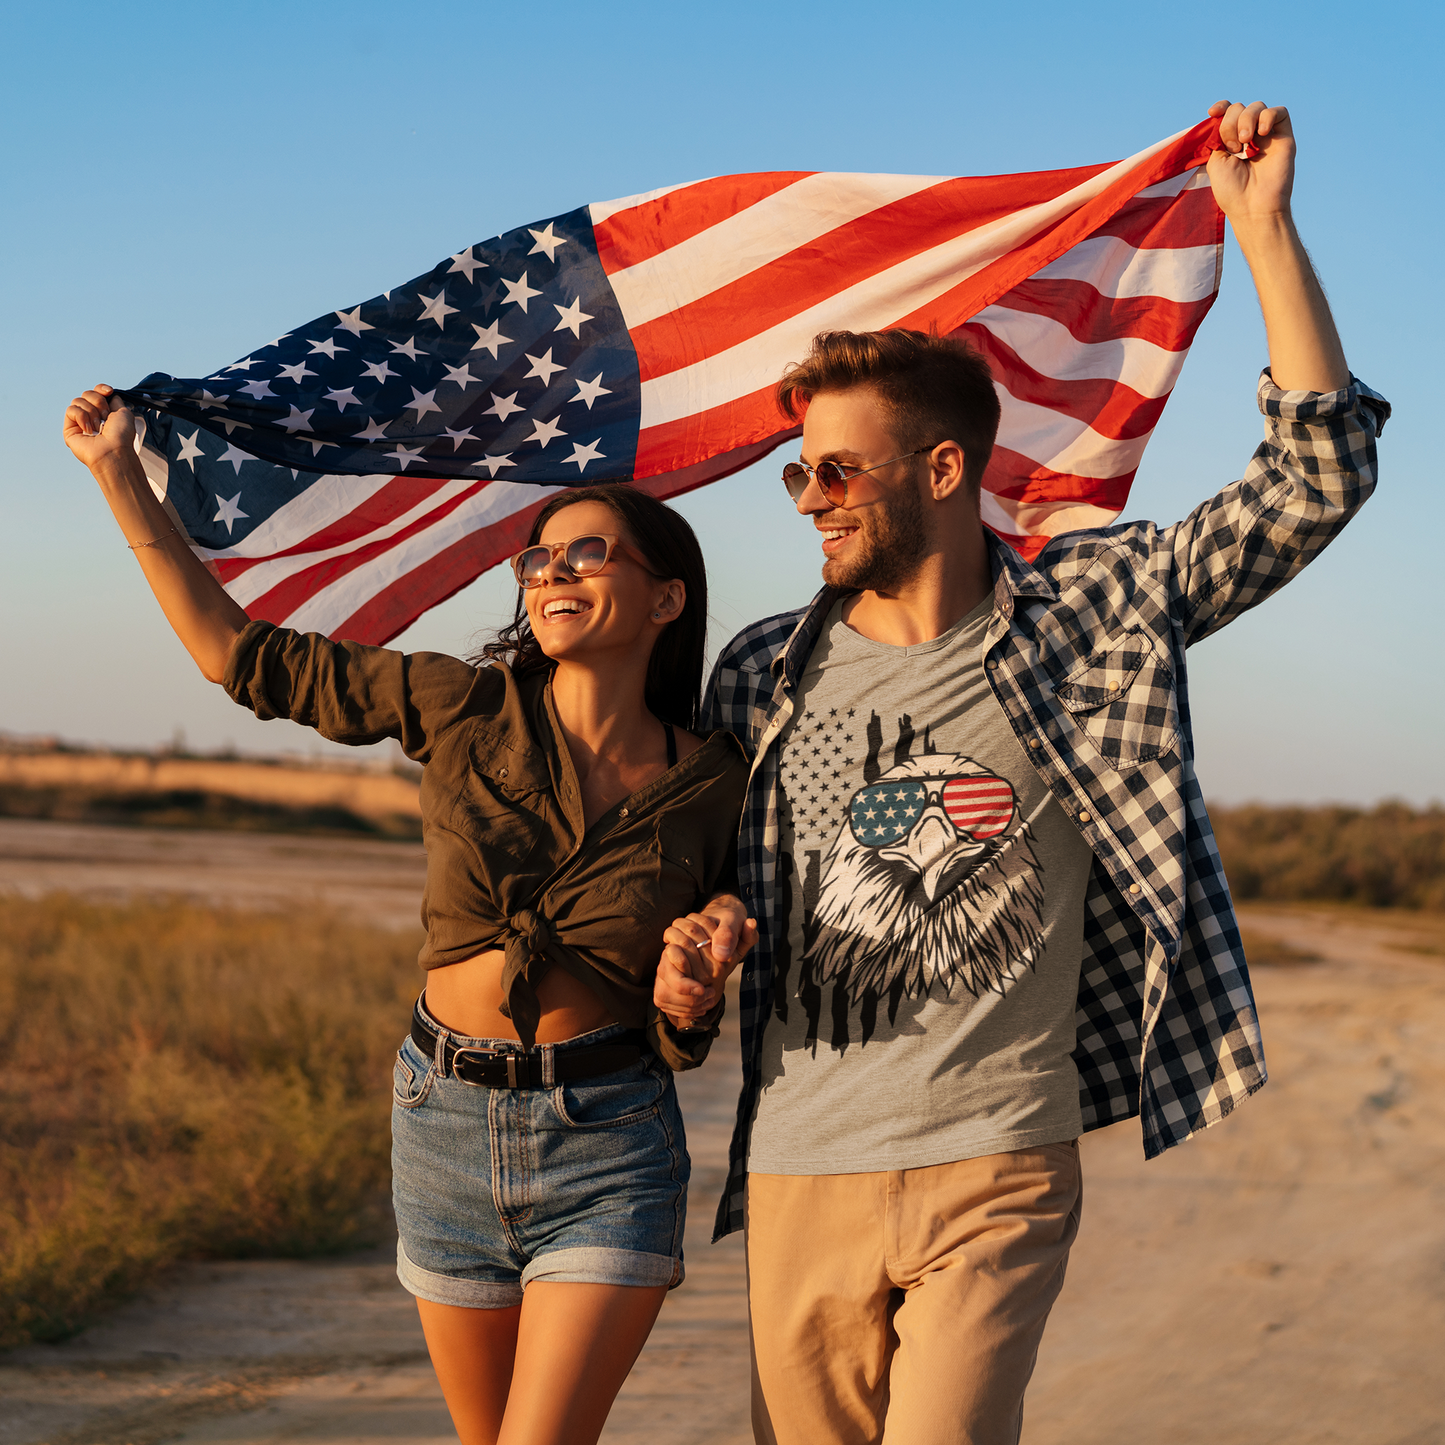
[{"left": 745, "top": 1141, "right": 1081, "bottom": 1445}]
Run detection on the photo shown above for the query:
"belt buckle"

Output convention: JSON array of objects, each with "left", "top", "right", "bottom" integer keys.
[{"left": 449, "top": 1045, "right": 502, "bottom": 1086}]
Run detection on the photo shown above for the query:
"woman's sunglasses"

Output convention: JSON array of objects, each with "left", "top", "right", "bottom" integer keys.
[
  {"left": 511, "top": 533, "right": 660, "bottom": 589},
  {"left": 782, "top": 446, "right": 936, "bottom": 507}
]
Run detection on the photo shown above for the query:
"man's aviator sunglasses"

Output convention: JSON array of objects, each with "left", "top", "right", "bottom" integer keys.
[
  {"left": 782, "top": 446, "right": 936, "bottom": 507},
  {"left": 510, "top": 533, "right": 660, "bottom": 589}
]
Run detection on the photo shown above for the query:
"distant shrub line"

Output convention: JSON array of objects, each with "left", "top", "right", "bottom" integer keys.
[
  {"left": 0, "top": 896, "right": 421, "bottom": 1349},
  {"left": 1210, "top": 802, "right": 1445, "bottom": 912},
  {"left": 0, "top": 783, "right": 422, "bottom": 840}
]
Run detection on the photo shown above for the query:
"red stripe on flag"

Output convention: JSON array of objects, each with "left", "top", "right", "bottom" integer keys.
[
  {"left": 593, "top": 172, "right": 814, "bottom": 275},
  {"left": 981, "top": 446, "right": 1137, "bottom": 508},
  {"left": 332, "top": 495, "right": 553, "bottom": 646},
  {"left": 212, "top": 477, "right": 461, "bottom": 585},
  {"left": 889, "top": 123, "right": 1220, "bottom": 336},
  {"left": 1088, "top": 186, "right": 1223, "bottom": 250},
  {"left": 962, "top": 326, "right": 1167, "bottom": 440},
  {"left": 244, "top": 480, "right": 491, "bottom": 625},
  {"left": 626, "top": 167, "right": 1119, "bottom": 382}
]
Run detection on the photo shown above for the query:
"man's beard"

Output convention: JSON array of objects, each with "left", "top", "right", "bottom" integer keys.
[{"left": 821, "top": 482, "right": 928, "bottom": 594}]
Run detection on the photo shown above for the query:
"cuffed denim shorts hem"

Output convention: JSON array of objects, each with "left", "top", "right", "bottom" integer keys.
[
  {"left": 396, "top": 1240, "right": 683, "bottom": 1308},
  {"left": 391, "top": 1006, "right": 690, "bottom": 1312}
]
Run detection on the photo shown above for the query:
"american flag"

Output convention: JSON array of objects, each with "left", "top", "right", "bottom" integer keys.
[{"left": 121, "top": 118, "right": 1224, "bottom": 646}]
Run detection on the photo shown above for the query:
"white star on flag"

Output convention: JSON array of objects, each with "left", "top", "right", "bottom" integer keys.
[
  {"left": 276, "top": 360, "right": 316, "bottom": 384},
  {"left": 225, "top": 357, "right": 258, "bottom": 372},
  {"left": 213, "top": 491, "right": 249, "bottom": 531},
  {"left": 562, "top": 439, "right": 605, "bottom": 473},
  {"left": 524, "top": 349, "right": 566, "bottom": 386},
  {"left": 354, "top": 417, "right": 390, "bottom": 442},
  {"left": 476, "top": 453, "right": 515, "bottom": 477},
  {"left": 406, "top": 388, "right": 441, "bottom": 422},
  {"left": 361, "top": 359, "right": 397, "bottom": 384},
  {"left": 501, "top": 272, "right": 542, "bottom": 313},
  {"left": 443, "top": 426, "right": 476, "bottom": 450},
  {"left": 334, "top": 306, "right": 373, "bottom": 336},
  {"left": 525, "top": 416, "right": 566, "bottom": 448},
  {"left": 446, "top": 247, "right": 486, "bottom": 283},
  {"left": 307, "top": 338, "right": 347, "bottom": 359},
  {"left": 239, "top": 378, "right": 275, "bottom": 400},
  {"left": 193, "top": 390, "right": 225, "bottom": 410},
  {"left": 176, "top": 431, "right": 204, "bottom": 469},
  {"left": 417, "top": 289, "right": 458, "bottom": 329},
  {"left": 442, "top": 362, "right": 479, "bottom": 391},
  {"left": 324, "top": 387, "right": 360, "bottom": 412},
  {"left": 277, "top": 405, "right": 315, "bottom": 433},
  {"left": 389, "top": 336, "right": 425, "bottom": 361},
  {"left": 218, "top": 442, "right": 254, "bottom": 474},
  {"left": 571, "top": 373, "right": 611, "bottom": 409},
  {"left": 387, "top": 445, "right": 426, "bottom": 471},
  {"left": 553, "top": 297, "right": 593, "bottom": 338},
  {"left": 469, "top": 320, "right": 513, "bottom": 358},
  {"left": 484, "top": 391, "right": 524, "bottom": 422},
  {"left": 526, "top": 223, "right": 568, "bottom": 262}
]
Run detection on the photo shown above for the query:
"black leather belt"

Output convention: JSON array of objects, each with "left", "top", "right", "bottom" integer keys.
[{"left": 411, "top": 1004, "right": 650, "bottom": 1089}]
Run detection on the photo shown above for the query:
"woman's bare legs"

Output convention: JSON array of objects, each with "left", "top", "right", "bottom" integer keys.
[
  {"left": 416, "top": 1282, "right": 669, "bottom": 1445},
  {"left": 415, "top": 1298, "right": 522, "bottom": 1445}
]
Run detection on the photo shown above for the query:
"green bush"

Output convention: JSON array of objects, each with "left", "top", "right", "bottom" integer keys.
[
  {"left": 1211, "top": 801, "right": 1445, "bottom": 911},
  {"left": 0, "top": 895, "right": 422, "bottom": 1349}
]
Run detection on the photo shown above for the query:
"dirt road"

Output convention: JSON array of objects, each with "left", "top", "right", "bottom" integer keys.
[{"left": 2, "top": 821, "right": 1442, "bottom": 1444}]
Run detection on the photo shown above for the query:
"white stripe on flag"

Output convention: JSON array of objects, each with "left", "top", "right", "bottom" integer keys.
[
  {"left": 971, "top": 305, "right": 1188, "bottom": 398},
  {"left": 216, "top": 478, "right": 483, "bottom": 610},
  {"left": 993, "top": 391, "right": 1151, "bottom": 479},
  {"left": 606, "top": 173, "right": 947, "bottom": 328},
  {"left": 277, "top": 480, "right": 562, "bottom": 633},
  {"left": 1030, "top": 236, "right": 1219, "bottom": 302},
  {"left": 637, "top": 130, "right": 1192, "bottom": 429}
]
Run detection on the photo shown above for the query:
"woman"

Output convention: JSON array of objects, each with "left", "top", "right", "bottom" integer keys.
[{"left": 63, "top": 383, "right": 753, "bottom": 1445}]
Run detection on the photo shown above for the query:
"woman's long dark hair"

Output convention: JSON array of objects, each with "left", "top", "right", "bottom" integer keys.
[{"left": 471, "top": 485, "right": 708, "bottom": 730}]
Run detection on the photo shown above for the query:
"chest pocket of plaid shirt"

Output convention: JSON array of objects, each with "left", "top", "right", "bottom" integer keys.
[{"left": 1052, "top": 628, "right": 1180, "bottom": 770}]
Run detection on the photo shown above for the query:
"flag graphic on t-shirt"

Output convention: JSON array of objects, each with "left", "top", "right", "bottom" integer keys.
[{"left": 780, "top": 712, "right": 1045, "bottom": 1047}]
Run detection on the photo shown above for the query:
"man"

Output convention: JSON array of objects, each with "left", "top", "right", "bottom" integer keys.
[{"left": 657, "top": 99, "right": 1388, "bottom": 1443}]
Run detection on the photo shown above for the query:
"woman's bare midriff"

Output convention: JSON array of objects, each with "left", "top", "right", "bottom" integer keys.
[{"left": 422, "top": 949, "right": 619, "bottom": 1044}]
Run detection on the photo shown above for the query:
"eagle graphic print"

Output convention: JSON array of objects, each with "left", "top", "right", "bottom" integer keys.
[{"left": 776, "top": 708, "right": 1045, "bottom": 1050}]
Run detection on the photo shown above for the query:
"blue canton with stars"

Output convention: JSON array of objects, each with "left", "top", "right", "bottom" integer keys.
[
  {"left": 848, "top": 783, "right": 928, "bottom": 847},
  {"left": 120, "top": 209, "right": 640, "bottom": 550}
]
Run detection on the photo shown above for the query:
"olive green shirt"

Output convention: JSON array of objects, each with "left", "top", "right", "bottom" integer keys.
[{"left": 224, "top": 621, "right": 749, "bottom": 1070}]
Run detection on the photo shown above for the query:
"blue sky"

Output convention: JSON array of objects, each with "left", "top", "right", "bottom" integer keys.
[{"left": 1, "top": 0, "right": 1439, "bottom": 804}]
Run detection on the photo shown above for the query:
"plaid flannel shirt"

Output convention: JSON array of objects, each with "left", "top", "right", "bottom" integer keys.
[{"left": 702, "top": 370, "right": 1390, "bottom": 1240}]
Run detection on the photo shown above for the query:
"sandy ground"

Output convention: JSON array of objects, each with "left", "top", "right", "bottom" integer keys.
[{"left": 2, "top": 820, "right": 1443, "bottom": 1445}]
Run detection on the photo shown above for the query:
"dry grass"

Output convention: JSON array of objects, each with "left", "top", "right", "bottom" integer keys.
[
  {"left": 1212, "top": 801, "right": 1445, "bottom": 911},
  {"left": 0, "top": 894, "right": 423, "bottom": 1350}
]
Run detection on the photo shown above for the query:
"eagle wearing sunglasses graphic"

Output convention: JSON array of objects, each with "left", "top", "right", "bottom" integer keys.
[{"left": 805, "top": 753, "right": 1045, "bottom": 1007}]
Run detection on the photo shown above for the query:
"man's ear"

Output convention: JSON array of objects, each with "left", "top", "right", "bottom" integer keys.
[{"left": 927, "top": 441, "right": 969, "bottom": 501}]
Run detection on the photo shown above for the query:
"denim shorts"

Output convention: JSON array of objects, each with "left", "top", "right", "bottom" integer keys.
[{"left": 391, "top": 1002, "right": 690, "bottom": 1309}]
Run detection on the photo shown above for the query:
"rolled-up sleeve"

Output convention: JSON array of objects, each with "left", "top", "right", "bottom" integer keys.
[
  {"left": 222, "top": 620, "right": 501, "bottom": 764},
  {"left": 1162, "top": 371, "right": 1391, "bottom": 647}
]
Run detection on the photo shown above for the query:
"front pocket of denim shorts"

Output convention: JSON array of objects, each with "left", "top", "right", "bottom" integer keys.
[
  {"left": 393, "top": 1042, "right": 435, "bottom": 1110},
  {"left": 553, "top": 1064, "right": 664, "bottom": 1130}
]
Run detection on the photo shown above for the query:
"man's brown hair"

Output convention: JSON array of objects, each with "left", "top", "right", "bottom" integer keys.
[{"left": 776, "top": 329, "right": 1001, "bottom": 492}]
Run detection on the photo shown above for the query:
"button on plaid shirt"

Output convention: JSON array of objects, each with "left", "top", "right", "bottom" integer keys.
[{"left": 702, "top": 371, "right": 1390, "bottom": 1240}]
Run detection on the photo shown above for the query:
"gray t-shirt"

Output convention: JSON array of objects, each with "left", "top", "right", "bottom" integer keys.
[{"left": 746, "top": 594, "right": 1093, "bottom": 1175}]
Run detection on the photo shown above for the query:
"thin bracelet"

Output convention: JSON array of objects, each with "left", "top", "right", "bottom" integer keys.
[{"left": 126, "top": 527, "right": 179, "bottom": 551}]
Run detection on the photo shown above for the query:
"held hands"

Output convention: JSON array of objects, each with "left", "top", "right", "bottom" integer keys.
[
  {"left": 653, "top": 894, "right": 758, "bottom": 1032},
  {"left": 1206, "top": 100, "right": 1296, "bottom": 225},
  {"left": 64, "top": 384, "right": 136, "bottom": 471}
]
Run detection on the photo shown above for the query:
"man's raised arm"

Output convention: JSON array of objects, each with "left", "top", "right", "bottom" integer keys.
[{"left": 1206, "top": 99, "right": 1349, "bottom": 392}]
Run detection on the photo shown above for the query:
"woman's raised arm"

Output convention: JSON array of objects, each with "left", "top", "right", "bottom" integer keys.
[{"left": 64, "top": 384, "right": 250, "bottom": 683}]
